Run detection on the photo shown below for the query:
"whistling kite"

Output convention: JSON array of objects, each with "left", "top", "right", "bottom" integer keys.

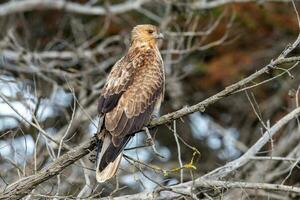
[{"left": 96, "top": 24, "right": 165, "bottom": 182}]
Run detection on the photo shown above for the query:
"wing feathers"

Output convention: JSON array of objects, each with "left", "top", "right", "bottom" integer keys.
[
  {"left": 111, "top": 103, "right": 154, "bottom": 145},
  {"left": 105, "top": 108, "right": 123, "bottom": 131},
  {"left": 98, "top": 93, "right": 122, "bottom": 114},
  {"left": 98, "top": 58, "right": 135, "bottom": 114},
  {"left": 113, "top": 112, "right": 128, "bottom": 136}
]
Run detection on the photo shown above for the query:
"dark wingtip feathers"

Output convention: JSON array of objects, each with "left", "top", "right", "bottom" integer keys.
[{"left": 98, "top": 93, "right": 121, "bottom": 114}]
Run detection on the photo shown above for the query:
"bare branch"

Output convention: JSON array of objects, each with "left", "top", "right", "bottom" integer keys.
[
  {"left": 109, "top": 180, "right": 300, "bottom": 200},
  {"left": 0, "top": 137, "right": 97, "bottom": 200},
  {"left": 149, "top": 56, "right": 300, "bottom": 128},
  {"left": 190, "top": 0, "right": 299, "bottom": 10},
  {"left": 0, "top": 0, "right": 150, "bottom": 16},
  {"left": 0, "top": 0, "right": 298, "bottom": 17},
  {"left": 202, "top": 106, "right": 300, "bottom": 180}
]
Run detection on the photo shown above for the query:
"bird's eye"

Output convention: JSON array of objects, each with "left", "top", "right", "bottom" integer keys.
[{"left": 148, "top": 30, "right": 154, "bottom": 34}]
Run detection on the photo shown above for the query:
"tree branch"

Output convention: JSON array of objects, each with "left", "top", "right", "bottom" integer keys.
[
  {"left": 110, "top": 180, "right": 300, "bottom": 200},
  {"left": 0, "top": 0, "right": 150, "bottom": 16},
  {"left": 149, "top": 56, "right": 300, "bottom": 128},
  {"left": 112, "top": 106, "right": 300, "bottom": 199},
  {"left": 0, "top": 138, "right": 97, "bottom": 200},
  {"left": 190, "top": 0, "right": 298, "bottom": 10},
  {"left": 0, "top": 0, "right": 298, "bottom": 17},
  {"left": 202, "top": 106, "right": 300, "bottom": 179}
]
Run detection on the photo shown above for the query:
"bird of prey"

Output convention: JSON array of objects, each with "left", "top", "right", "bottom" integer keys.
[{"left": 96, "top": 24, "right": 165, "bottom": 182}]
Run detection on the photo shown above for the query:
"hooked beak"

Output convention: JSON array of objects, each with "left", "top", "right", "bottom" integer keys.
[{"left": 155, "top": 33, "right": 164, "bottom": 40}]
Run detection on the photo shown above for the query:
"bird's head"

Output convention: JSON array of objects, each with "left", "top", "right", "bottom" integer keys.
[{"left": 131, "top": 24, "right": 164, "bottom": 46}]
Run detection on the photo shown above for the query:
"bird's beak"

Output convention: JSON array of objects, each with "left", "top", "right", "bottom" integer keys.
[{"left": 155, "top": 33, "right": 164, "bottom": 40}]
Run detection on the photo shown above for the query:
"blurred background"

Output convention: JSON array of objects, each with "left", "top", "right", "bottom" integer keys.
[{"left": 1, "top": 0, "right": 300, "bottom": 199}]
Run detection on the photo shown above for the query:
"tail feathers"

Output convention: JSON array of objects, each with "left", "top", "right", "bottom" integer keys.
[
  {"left": 96, "top": 133, "right": 132, "bottom": 182},
  {"left": 96, "top": 153, "right": 122, "bottom": 182}
]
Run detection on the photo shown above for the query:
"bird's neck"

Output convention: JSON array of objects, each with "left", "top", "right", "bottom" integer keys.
[
  {"left": 130, "top": 39, "right": 157, "bottom": 49},
  {"left": 128, "top": 40, "right": 161, "bottom": 61}
]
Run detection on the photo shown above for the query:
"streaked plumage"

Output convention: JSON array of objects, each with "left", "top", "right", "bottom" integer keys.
[{"left": 96, "top": 24, "right": 165, "bottom": 182}]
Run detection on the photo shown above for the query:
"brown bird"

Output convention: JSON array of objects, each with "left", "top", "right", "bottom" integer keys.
[{"left": 96, "top": 24, "right": 165, "bottom": 182}]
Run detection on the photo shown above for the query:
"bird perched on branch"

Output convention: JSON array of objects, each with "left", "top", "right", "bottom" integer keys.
[{"left": 95, "top": 24, "right": 165, "bottom": 182}]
